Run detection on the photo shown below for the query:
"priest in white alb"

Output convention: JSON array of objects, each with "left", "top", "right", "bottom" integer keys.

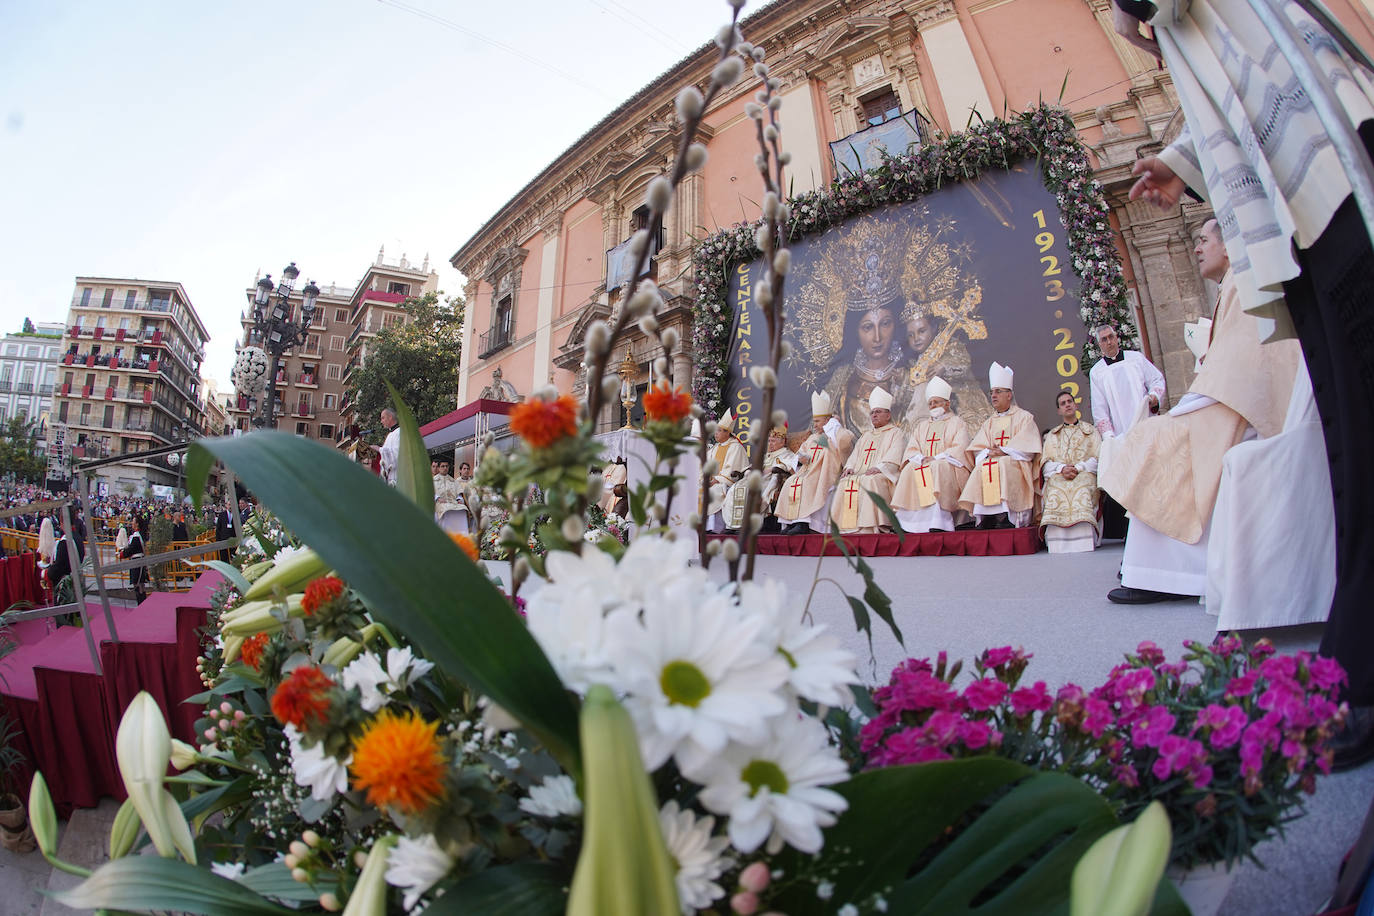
[
  {"left": 831, "top": 386, "right": 906, "bottom": 534},
  {"left": 705, "top": 410, "right": 750, "bottom": 534},
  {"left": 891, "top": 376, "right": 972, "bottom": 533},
  {"left": 1101, "top": 219, "right": 1301, "bottom": 603},
  {"left": 1088, "top": 322, "right": 1165, "bottom": 537},
  {"left": 777, "top": 391, "right": 855, "bottom": 536},
  {"left": 1041, "top": 390, "right": 1102, "bottom": 553},
  {"left": 958, "top": 362, "right": 1041, "bottom": 529}
]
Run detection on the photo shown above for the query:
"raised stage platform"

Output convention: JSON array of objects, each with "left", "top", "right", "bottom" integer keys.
[
  {"left": 0, "top": 572, "right": 222, "bottom": 812},
  {"left": 708, "top": 526, "right": 1042, "bottom": 557}
]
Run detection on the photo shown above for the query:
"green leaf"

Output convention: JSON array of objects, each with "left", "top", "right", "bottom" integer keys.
[
  {"left": 186, "top": 560, "right": 251, "bottom": 594},
  {"left": 238, "top": 862, "right": 337, "bottom": 904},
  {"left": 387, "top": 379, "right": 434, "bottom": 512},
  {"left": 771, "top": 760, "right": 1120, "bottom": 916},
  {"left": 845, "top": 594, "right": 873, "bottom": 655},
  {"left": 426, "top": 863, "right": 569, "bottom": 915},
  {"left": 53, "top": 857, "right": 295, "bottom": 915},
  {"left": 187, "top": 432, "right": 581, "bottom": 778},
  {"left": 865, "top": 489, "right": 904, "bottom": 545}
]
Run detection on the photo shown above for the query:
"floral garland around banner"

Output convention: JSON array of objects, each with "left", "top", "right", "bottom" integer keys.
[{"left": 690, "top": 103, "right": 1134, "bottom": 418}]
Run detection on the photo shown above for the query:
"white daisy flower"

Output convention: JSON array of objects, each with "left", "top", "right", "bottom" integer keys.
[
  {"left": 606, "top": 581, "right": 790, "bottom": 774},
  {"left": 738, "top": 579, "right": 856, "bottom": 707},
  {"left": 524, "top": 584, "right": 618, "bottom": 693},
  {"left": 285, "top": 725, "right": 350, "bottom": 802},
  {"left": 385, "top": 833, "right": 454, "bottom": 912},
  {"left": 518, "top": 775, "right": 582, "bottom": 818},
  {"left": 210, "top": 860, "right": 247, "bottom": 880},
  {"left": 660, "top": 801, "right": 732, "bottom": 914},
  {"left": 697, "top": 714, "right": 849, "bottom": 855}
]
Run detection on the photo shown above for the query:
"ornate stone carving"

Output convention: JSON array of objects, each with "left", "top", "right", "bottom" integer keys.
[{"left": 911, "top": 0, "right": 956, "bottom": 29}]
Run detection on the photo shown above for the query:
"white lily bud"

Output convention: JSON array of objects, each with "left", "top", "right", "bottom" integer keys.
[
  {"left": 586, "top": 320, "right": 611, "bottom": 356},
  {"left": 721, "top": 539, "right": 740, "bottom": 562},
  {"left": 561, "top": 516, "right": 585, "bottom": 542},
  {"left": 772, "top": 409, "right": 788, "bottom": 427},
  {"left": 638, "top": 315, "right": 659, "bottom": 334},
  {"left": 746, "top": 470, "right": 763, "bottom": 492},
  {"left": 661, "top": 328, "right": 680, "bottom": 351},
  {"left": 653, "top": 356, "right": 668, "bottom": 377},
  {"left": 705, "top": 540, "right": 723, "bottom": 556},
  {"left": 754, "top": 62, "right": 769, "bottom": 79},
  {"left": 116, "top": 692, "right": 196, "bottom": 863},
  {"left": 602, "top": 376, "right": 622, "bottom": 402},
  {"left": 750, "top": 513, "right": 764, "bottom": 534},
  {"left": 774, "top": 249, "right": 792, "bottom": 275},
  {"left": 676, "top": 86, "right": 704, "bottom": 122},
  {"left": 685, "top": 143, "right": 709, "bottom": 171},
  {"left": 169, "top": 739, "right": 198, "bottom": 771},
  {"left": 764, "top": 124, "right": 779, "bottom": 142},
  {"left": 645, "top": 176, "right": 673, "bottom": 212},
  {"left": 762, "top": 191, "right": 780, "bottom": 220},
  {"left": 712, "top": 57, "right": 743, "bottom": 86}
]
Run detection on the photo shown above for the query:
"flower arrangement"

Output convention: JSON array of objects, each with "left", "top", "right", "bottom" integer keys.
[
  {"left": 690, "top": 103, "right": 1134, "bottom": 417},
  {"left": 861, "top": 638, "right": 1347, "bottom": 869}
]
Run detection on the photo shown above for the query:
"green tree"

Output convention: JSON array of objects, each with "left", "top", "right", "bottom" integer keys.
[
  {"left": 346, "top": 291, "right": 465, "bottom": 443},
  {"left": 20, "top": 318, "right": 34, "bottom": 335},
  {"left": 0, "top": 418, "right": 48, "bottom": 483}
]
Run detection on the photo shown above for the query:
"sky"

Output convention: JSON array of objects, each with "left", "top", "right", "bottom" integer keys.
[{"left": 0, "top": 0, "right": 745, "bottom": 389}]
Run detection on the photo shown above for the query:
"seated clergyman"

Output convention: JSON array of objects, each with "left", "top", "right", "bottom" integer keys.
[
  {"left": 705, "top": 410, "right": 749, "bottom": 534},
  {"left": 957, "top": 362, "right": 1040, "bottom": 530},
  {"left": 891, "top": 375, "right": 972, "bottom": 533},
  {"left": 777, "top": 391, "right": 855, "bottom": 536},
  {"left": 830, "top": 386, "right": 906, "bottom": 534},
  {"left": 1040, "top": 390, "right": 1102, "bottom": 553}
]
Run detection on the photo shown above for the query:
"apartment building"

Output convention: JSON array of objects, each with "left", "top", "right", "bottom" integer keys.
[
  {"left": 225, "top": 278, "right": 352, "bottom": 441},
  {"left": 337, "top": 250, "right": 439, "bottom": 458},
  {"left": 49, "top": 278, "right": 209, "bottom": 493},
  {"left": 0, "top": 320, "right": 65, "bottom": 449}
]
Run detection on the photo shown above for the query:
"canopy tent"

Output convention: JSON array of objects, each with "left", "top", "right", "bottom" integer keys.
[{"left": 419, "top": 399, "right": 514, "bottom": 455}]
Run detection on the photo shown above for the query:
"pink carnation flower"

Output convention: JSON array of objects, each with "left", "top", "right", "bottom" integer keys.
[
  {"left": 1082, "top": 697, "right": 1115, "bottom": 738},
  {"left": 1307, "top": 656, "right": 1346, "bottom": 692},
  {"left": 963, "top": 677, "right": 1008, "bottom": 711},
  {"left": 1135, "top": 641, "right": 1165, "bottom": 667},
  {"left": 1131, "top": 705, "right": 1176, "bottom": 750},
  {"left": 1009, "top": 681, "right": 1053, "bottom": 717},
  {"left": 1195, "top": 703, "right": 1247, "bottom": 749},
  {"left": 1224, "top": 670, "right": 1260, "bottom": 699}
]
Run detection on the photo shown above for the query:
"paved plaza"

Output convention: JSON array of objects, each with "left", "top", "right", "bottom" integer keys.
[{"left": 1, "top": 543, "right": 1367, "bottom": 914}]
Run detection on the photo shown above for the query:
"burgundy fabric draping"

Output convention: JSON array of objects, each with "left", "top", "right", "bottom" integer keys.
[
  {"left": 710, "top": 528, "right": 1042, "bottom": 557},
  {"left": 0, "top": 552, "right": 42, "bottom": 610}
]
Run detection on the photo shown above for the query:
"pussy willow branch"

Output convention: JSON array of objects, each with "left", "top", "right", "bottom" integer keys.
[
  {"left": 733, "top": 75, "right": 788, "bottom": 584},
  {"left": 581, "top": 10, "right": 741, "bottom": 429}
]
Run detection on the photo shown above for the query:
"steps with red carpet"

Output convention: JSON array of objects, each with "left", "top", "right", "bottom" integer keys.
[{"left": 708, "top": 527, "right": 1042, "bottom": 557}]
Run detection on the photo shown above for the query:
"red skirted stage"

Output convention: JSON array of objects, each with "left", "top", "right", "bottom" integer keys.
[
  {"left": 0, "top": 572, "right": 223, "bottom": 812},
  {"left": 709, "top": 527, "right": 1042, "bottom": 557}
]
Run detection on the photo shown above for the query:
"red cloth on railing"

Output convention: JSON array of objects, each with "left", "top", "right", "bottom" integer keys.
[{"left": 0, "top": 553, "right": 43, "bottom": 611}]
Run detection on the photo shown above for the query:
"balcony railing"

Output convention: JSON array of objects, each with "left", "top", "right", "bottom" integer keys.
[{"left": 477, "top": 326, "right": 512, "bottom": 359}]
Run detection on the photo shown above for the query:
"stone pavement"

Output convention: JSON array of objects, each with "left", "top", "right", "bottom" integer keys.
[{"left": 0, "top": 544, "right": 1365, "bottom": 914}]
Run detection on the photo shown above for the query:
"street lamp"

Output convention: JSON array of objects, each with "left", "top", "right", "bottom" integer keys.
[
  {"left": 249, "top": 262, "right": 319, "bottom": 430},
  {"left": 166, "top": 422, "right": 194, "bottom": 502}
]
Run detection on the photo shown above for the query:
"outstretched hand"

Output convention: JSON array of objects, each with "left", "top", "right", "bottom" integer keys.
[{"left": 1129, "top": 156, "right": 1186, "bottom": 210}]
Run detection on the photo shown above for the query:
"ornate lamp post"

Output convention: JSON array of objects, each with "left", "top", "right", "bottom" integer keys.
[
  {"left": 166, "top": 422, "right": 194, "bottom": 502},
  {"left": 248, "top": 262, "right": 319, "bottom": 429}
]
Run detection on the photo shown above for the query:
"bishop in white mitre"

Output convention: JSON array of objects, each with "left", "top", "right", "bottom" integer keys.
[
  {"left": 705, "top": 410, "right": 750, "bottom": 533},
  {"left": 777, "top": 391, "right": 855, "bottom": 536},
  {"left": 891, "top": 376, "right": 972, "bottom": 532},
  {"left": 958, "top": 362, "right": 1041, "bottom": 529},
  {"left": 831, "top": 386, "right": 906, "bottom": 534}
]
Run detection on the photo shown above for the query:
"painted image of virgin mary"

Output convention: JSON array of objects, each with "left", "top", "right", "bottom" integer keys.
[{"left": 822, "top": 300, "right": 915, "bottom": 435}]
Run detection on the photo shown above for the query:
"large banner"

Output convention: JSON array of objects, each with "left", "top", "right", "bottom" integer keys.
[{"left": 725, "top": 164, "right": 1088, "bottom": 447}]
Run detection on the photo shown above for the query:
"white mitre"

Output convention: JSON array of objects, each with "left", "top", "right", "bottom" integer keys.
[
  {"left": 718, "top": 409, "right": 734, "bottom": 432},
  {"left": 989, "top": 361, "right": 1014, "bottom": 390},
  {"left": 810, "top": 390, "right": 833, "bottom": 417},
  {"left": 925, "top": 375, "right": 952, "bottom": 402},
  {"left": 869, "top": 385, "right": 894, "bottom": 411}
]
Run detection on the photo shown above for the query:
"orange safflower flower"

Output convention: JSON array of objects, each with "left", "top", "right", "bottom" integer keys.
[
  {"left": 271, "top": 666, "right": 335, "bottom": 730},
  {"left": 642, "top": 382, "right": 693, "bottom": 424},
  {"left": 449, "top": 532, "right": 479, "bottom": 562},
  {"left": 510, "top": 394, "right": 579, "bottom": 449},
  {"left": 241, "top": 631, "right": 270, "bottom": 671},
  {"left": 350, "top": 709, "right": 448, "bottom": 814},
  {"left": 302, "top": 576, "right": 346, "bottom": 615}
]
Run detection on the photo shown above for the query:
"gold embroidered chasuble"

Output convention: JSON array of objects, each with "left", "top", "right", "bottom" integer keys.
[{"left": 1040, "top": 422, "right": 1102, "bottom": 529}]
